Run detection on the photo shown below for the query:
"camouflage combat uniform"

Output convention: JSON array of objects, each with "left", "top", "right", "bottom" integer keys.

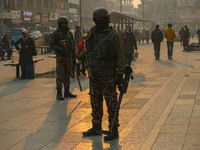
[
  {"left": 86, "top": 26, "right": 125, "bottom": 129},
  {"left": 51, "top": 26, "right": 77, "bottom": 99}
]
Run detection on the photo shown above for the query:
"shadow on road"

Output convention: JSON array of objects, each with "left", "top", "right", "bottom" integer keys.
[
  {"left": 22, "top": 99, "right": 81, "bottom": 150},
  {"left": 0, "top": 79, "right": 31, "bottom": 99},
  {"left": 82, "top": 135, "right": 121, "bottom": 150}
]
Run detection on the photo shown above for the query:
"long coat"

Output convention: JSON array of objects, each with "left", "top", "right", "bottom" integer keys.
[
  {"left": 15, "top": 37, "right": 35, "bottom": 64},
  {"left": 123, "top": 31, "right": 137, "bottom": 54}
]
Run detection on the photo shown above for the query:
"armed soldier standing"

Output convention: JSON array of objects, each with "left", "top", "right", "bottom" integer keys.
[
  {"left": 50, "top": 17, "right": 77, "bottom": 100},
  {"left": 82, "top": 8, "right": 125, "bottom": 140}
]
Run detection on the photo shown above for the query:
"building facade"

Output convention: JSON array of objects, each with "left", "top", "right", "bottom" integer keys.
[{"left": 151, "top": 0, "right": 200, "bottom": 31}]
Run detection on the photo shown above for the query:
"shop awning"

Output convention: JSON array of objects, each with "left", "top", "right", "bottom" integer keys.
[
  {"left": 109, "top": 12, "right": 151, "bottom": 24},
  {"left": 11, "top": 20, "right": 22, "bottom": 24}
]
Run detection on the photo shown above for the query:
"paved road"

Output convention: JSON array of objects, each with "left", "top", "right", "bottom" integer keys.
[{"left": 1, "top": 39, "right": 200, "bottom": 150}]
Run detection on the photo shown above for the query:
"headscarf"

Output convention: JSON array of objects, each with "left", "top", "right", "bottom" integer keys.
[{"left": 22, "top": 30, "right": 30, "bottom": 41}]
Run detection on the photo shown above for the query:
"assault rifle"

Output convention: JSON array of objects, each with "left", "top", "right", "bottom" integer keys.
[{"left": 99, "top": 65, "right": 134, "bottom": 136}]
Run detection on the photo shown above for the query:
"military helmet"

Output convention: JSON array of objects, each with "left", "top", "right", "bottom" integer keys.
[
  {"left": 93, "top": 8, "right": 110, "bottom": 20},
  {"left": 57, "top": 16, "right": 68, "bottom": 24}
]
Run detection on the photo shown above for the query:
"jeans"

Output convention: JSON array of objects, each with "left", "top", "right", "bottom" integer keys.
[
  {"left": 153, "top": 42, "right": 161, "bottom": 59},
  {"left": 167, "top": 41, "right": 174, "bottom": 58},
  {"left": 126, "top": 53, "right": 133, "bottom": 66}
]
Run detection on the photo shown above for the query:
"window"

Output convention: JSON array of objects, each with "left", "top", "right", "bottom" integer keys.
[
  {"left": 27, "top": 0, "right": 34, "bottom": 7},
  {"left": 44, "top": 0, "right": 49, "bottom": 8},
  {"left": 17, "top": 0, "right": 23, "bottom": 6},
  {"left": 192, "top": 9, "right": 196, "bottom": 14},
  {"left": 35, "top": 0, "right": 42, "bottom": 7}
]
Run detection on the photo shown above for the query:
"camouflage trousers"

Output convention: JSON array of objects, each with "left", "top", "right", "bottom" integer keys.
[
  {"left": 90, "top": 77, "right": 118, "bottom": 128},
  {"left": 56, "top": 57, "right": 71, "bottom": 90}
]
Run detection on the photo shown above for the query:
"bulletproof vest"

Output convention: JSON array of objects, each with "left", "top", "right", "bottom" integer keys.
[
  {"left": 87, "top": 31, "right": 116, "bottom": 61},
  {"left": 55, "top": 29, "right": 74, "bottom": 52}
]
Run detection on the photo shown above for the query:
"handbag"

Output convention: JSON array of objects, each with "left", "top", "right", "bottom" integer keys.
[
  {"left": 31, "top": 47, "right": 37, "bottom": 56},
  {"left": 134, "top": 51, "right": 138, "bottom": 58}
]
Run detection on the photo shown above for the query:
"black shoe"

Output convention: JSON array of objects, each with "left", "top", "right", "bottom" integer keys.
[
  {"left": 57, "top": 89, "right": 64, "bottom": 100},
  {"left": 64, "top": 92, "right": 77, "bottom": 98},
  {"left": 104, "top": 127, "right": 119, "bottom": 140},
  {"left": 82, "top": 127, "right": 102, "bottom": 136}
]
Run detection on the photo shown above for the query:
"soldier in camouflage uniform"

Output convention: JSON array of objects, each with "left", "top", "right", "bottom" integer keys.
[
  {"left": 82, "top": 8, "right": 125, "bottom": 140},
  {"left": 50, "top": 17, "right": 77, "bottom": 100}
]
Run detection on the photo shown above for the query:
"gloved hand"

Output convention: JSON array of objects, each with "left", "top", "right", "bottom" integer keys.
[
  {"left": 116, "top": 74, "right": 124, "bottom": 91},
  {"left": 59, "top": 47, "right": 65, "bottom": 51}
]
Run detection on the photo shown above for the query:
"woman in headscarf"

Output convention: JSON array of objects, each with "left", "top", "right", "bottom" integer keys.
[{"left": 15, "top": 30, "right": 36, "bottom": 79}]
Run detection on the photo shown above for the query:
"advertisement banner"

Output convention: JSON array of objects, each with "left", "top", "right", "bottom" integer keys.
[
  {"left": 41, "top": 17, "right": 49, "bottom": 24},
  {"left": 23, "top": 11, "right": 32, "bottom": 17},
  {"left": 11, "top": 10, "right": 21, "bottom": 19},
  {"left": 50, "top": 13, "right": 58, "bottom": 20},
  {"left": 34, "top": 14, "right": 41, "bottom": 23}
]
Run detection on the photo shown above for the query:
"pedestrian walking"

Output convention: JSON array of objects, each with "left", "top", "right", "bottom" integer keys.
[
  {"left": 165, "top": 23, "right": 176, "bottom": 60},
  {"left": 141, "top": 29, "right": 145, "bottom": 44},
  {"left": 50, "top": 17, "right": 77, "bottom": 100},
  {"left": 183, "top": 25, "right": 190, "bottom": 50},
  {"left": 123, "top": 25, "right": 137, "bottom": 64},
  {"left": 14, "top": 30, "right": 37, "bottom": 79},
  {"left": 151, "top": 25, "right": 163, "bottom": 60},
  {"left": 74, "top": 26, "right": 83, "bottom": 46},
  {"left": 197, "top": 29, "right": 200, "bottom": 46},
  {"left": 179, "top": 27, "right": 184, "bottom": 46},
  {"left": 82, "top": 8, "right": 125, "bottom": 140},
  {"left": 137, "top": 31, "right": 142, "bottom": 44},
  {"left": 1, "top": 34, "right": 12, "bottom": 60},
  {"left": 145, "top": 29, "right": 150, "bottom": 44}
]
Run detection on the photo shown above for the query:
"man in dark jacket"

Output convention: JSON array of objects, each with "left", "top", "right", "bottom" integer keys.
[
  {"left": 123, "top": 25, "right": 137, "bottom": 65},
  {"left": 183, "top": 25, "right": 190, "bottom": 50},
  {"left": 197, "top": 29, "right": 200, "bottom": 46},
  {"left": 50, "top": 17, "right": 77, "bottom": 100},
  {"left": 74, "top": 26, "right": 83, "bottom": 46},
  {"left": 151, "top": 25, "right": 163, "bottom": 60},
  {"left": 1, "top": 34, "right": 12, "bottom": 60},
  {"left": 82, "top": 8, "right": 125, "bottom": 140}
]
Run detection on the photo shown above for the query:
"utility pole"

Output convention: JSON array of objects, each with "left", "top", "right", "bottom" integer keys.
[
  {"left": 143, "top": 0, "right": 144, "bottom": 29},
  {"left": 1, "top": 0, "right": 4, "bottom": 34},
  {"left": 80, "top": 0, "right": 82, "bottom": 27},
  {"left": 120, "top": 0, "right": 122, "bottom": 13}
]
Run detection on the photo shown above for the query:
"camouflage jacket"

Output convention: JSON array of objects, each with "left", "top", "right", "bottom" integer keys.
[
  {"left": 86, "top": 26, "right": 125, "bottom": 77},
  {"left": 50, "top": 27, "right": 76, "bottom": 57}
]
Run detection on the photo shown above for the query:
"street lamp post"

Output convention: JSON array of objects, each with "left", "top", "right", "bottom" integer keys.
[
  {"left": 143, "top": 0, "right": 144, "bottom": 29},
  {"left": 120, "top": 0, "right": 122, "bottom": 13},
  {"left": 80, "top": 0, "right": 82, "bottom": 27},
  {"left": 1, "top": 0, "right": 4, "bottom": 34}
]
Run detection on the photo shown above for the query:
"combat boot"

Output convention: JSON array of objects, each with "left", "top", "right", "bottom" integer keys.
[
  {"left": 64, "top": 88, "right": 77, "bottom": 98},
  {"left": 82, "top": 126, "right": 102, "bottom": 136},
  {"left": 104, "top": 126, "right": 119, "bottom": 140},
  {"left": 57, "top": 89, "right": 64, "bottom": 100}
]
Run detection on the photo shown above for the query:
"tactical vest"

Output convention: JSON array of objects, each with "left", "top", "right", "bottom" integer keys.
[
  {"left": 88, "top": 31, "right": 116, "bottom": 61},
  {"left": 55, "top": 29, "right": 74, "bottom": 54},
  {"left": 87, "top": 29, "right": 117, "bottom": 77}
]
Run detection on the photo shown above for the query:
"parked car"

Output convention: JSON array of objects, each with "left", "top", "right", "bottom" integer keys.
[
  {"left": 11, "top": 28, "right": 25, "bottom": 43},
  {"left": 30, "top": 31, "right": 43, "bottom": 40}
]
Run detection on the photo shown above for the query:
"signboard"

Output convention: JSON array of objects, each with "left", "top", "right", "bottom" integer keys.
[
  {"left": 34, "top": 14, "right": 41, "bottom": 23},
  {"left": 50, "top": 13, "right": 58, "bottom": 20},
  {"left": 69, "top": 0, "right": 79, "bottom": 5},
  {"left": 11, "top": 10, "right": 21, "bottom": 19},
  {"left": 2, "top": 12, "right": 11, "bottom": 19},
  {"left": 23, "top": 10, "right": 32, "bottom": 23},
  {"left": 41, "top": 17, "right": 49, "bottom": 24},
  {"left": 23, "top": 11, "right": 32, "bottom": 17}
]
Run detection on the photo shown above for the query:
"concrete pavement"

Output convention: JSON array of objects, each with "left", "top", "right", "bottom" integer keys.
[{"left": 1, "top": 39, "right": 200, "bottom": 150}]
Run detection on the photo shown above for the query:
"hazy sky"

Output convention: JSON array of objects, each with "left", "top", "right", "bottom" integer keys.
[{"left": 133, "top": 0, "right": 141, "bottom": 8}]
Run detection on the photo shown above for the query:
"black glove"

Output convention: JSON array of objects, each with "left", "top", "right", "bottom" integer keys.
[{"left": 116, "top": 74, "right": 124, "bottom": 90}]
